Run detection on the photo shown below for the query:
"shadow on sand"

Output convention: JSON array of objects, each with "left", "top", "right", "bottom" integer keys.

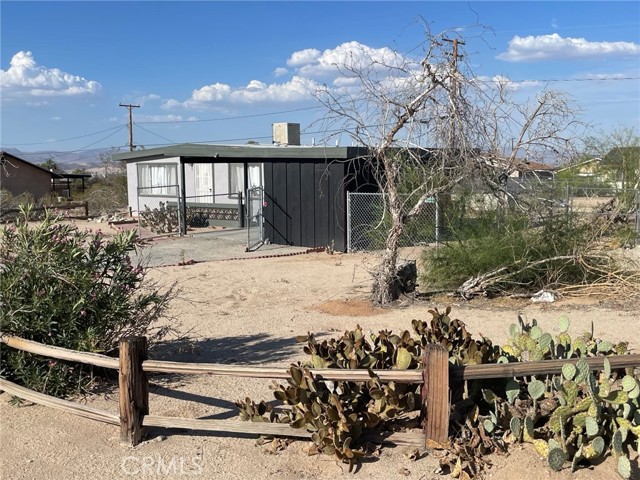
[{"left": 149, "top": 332, "right": 305, "bottom": 365}]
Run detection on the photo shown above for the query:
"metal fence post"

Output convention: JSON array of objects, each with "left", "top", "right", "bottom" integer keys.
[
  {"left": 435, "top": 194, "right": 440, "bottom": 248},
  {"left": 136, "top": 187, "right": 142, "bottom": 238},
  {"left": 346, "top": 192, "right": 352, "bottom": 253},
  {"left": 636, "top": 191, "right": 640, "bottom": 246},
  {"left": 238, "top": 191, "right": 244, "bottom": 228}
]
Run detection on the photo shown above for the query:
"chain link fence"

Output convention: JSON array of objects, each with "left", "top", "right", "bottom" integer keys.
[
  {"left": 347, "top": 192, "right": 439, "bottom": 252},
  {"left": 347, "top": 184, "right": 639, "bottom": 253}
]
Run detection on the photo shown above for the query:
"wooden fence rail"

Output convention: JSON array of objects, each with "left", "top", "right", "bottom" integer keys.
[
  {"left": 0, "top": 201, "right": 89, "bottom": 219},
  {"left": 3, "top": 334, "right": 637, "bottom": 383},
  {"left": 0, "top": 378, "right": 119, "bottom": 426},
  {"left": 1, "top": 333, "right": 639, "bottom": 449},
  {"left": 0, "top": 335, "right": 119, "bottom": 370}
]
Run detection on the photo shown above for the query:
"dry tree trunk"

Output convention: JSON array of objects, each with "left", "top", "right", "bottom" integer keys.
[
  {"left": 371, "top": 183, "right": 417, "bottom": 304},
  {"left": 372, "top": 212, "right": 403, "bottom": 304}
]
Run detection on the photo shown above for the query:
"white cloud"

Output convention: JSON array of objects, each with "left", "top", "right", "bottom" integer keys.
[
  {"left": 163, "top": 76, "right": 319, "bottom": 109},
  {"left": 191, "top": 83, "right": 232, "bottom": 103},
  {"left": 136, "top": 93, "right": 161, "bottom": 105},
  {"left": 332, "top": 76, "right": 360, "bottom": 87},
  {"left": 50, "top": 116, "right": 61, "bottom": 121},
  {"left": 0, "top": 51, "right": 101, "bottom": 97},
  {"left": 498, "top": 33, "right": 640, "bottom": 62},
  {"left": 290, "top": 41, "right": 403, "bottom": 78},
  {"left": 136, "top": 114, "right": 198, "bottom": 123},
  {"left": 287, "top": 48, "right": 321, "bottom": 67},
  {"left": 162, "top": 41, "right": 426, "bottom": 111},
  {"left": 490, "top": 75, "right": 541, "bottom": 91},
  {"left": 576, "top": 72, "right": 629, "bottom": 80}
]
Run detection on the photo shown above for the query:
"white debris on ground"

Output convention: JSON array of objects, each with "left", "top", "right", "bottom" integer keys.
[
  {"left": 88, "top": 213, "right": 131, "bottom": 223},
  {"left": 530, "top": 290, "right": 557, "bottom": 303}
]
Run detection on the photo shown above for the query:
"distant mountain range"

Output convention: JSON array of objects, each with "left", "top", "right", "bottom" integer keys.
[{"left": 0, "top": 147, "right": 115, "bottom": 173}]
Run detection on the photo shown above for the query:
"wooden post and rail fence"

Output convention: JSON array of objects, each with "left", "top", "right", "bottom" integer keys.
[
  {"left": 0, "top": 201, "right": 89, "bottom": 220},
  {"left": 0, "top": 333, "right": 638, "bottom": 448}
]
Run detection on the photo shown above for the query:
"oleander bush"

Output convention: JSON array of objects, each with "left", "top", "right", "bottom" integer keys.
[{"left": 0, "top": 206, "right": 176, "bottom": 397}]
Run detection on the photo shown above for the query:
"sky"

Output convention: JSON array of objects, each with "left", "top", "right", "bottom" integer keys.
[{"left": 1, "top": 1, "right": 639, "bottom": 164}]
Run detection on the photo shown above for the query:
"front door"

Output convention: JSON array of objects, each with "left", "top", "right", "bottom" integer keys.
[{"left": 194, "top": 163, "right": 213, "bottom": 203}]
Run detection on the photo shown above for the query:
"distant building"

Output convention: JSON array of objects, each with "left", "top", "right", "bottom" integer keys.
[
  {"left": 0, "top": 151, "right": 92, "bottom": 201},
  {"left": 0, "top": 151, "right": 57, "bottom": 200}
]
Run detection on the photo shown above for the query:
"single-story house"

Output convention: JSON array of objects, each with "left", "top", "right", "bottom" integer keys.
[
  {"left": 1, "top": 151, "right": 58, "bottom": 200},
  {"left": 0, "top": 151, "right": 92, "bottom": 201},
  {"left": 114, "top": 134, "right": 374, "bottom": 252},
  {"left": 509, "top": 160, "right": 555, "bottom": 182}
]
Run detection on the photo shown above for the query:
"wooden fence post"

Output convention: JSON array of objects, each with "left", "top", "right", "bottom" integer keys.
[
  {"left": 422, "top": 343, "right": 449, "bottom": 445},
  {"left": 119, "top": 337, "right": 148, "bottom": 446}
]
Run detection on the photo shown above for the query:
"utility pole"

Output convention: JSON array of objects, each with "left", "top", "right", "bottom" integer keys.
[
  {"left": 443, "top": 38, "right": 465, "bottom": 150},
  {"left": 119, "top": 103, "right": 140, "bottom": 151}
]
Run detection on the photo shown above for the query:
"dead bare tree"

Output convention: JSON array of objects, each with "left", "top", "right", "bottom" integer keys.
[{"left": 314, "top": 28, "right": 586, "bottom": 304}]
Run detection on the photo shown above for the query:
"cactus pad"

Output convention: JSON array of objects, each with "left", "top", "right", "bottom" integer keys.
[
  {"left": 528, "top": 379, "right": 546, "bottom": 400},
  {"left": 562, "top": 363, "right": 576, "bottom": 381},
  {"left": 548, "top": 447, "right": 566, "bottom": 471}
]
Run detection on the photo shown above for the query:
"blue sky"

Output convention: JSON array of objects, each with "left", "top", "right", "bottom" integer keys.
[{"left": 1, "top": 1, "right": 639, "bottom": 162}]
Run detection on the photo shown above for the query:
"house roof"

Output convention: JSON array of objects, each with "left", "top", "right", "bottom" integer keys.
[
  {"left": 513, "top": 160, "right": 555, "bottom": 172},
  {"left": 113, "top": 143, "right": 369, "bottom": 162},
  {"left": 0, "top": 151, "right": 92, "bottom": 179},
  {"left": 0, "top": 151, "right": 61, "bottom": 177},
  {"left": 603, "top": 146, "right": 640, "bottom": 166},
  {"left": 481, "top": 155, "right": 556, "bottom": 173}
]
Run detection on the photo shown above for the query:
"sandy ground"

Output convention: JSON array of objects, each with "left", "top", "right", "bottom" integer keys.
[{"left": 1, "top": 225, "right": 640, "bottom": 479}]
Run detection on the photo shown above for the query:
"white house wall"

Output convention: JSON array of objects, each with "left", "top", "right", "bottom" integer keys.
[
  {"left": 128, "top": 159, "right": 263, "bottom": 216},
  {"left": 127, "top": 156, "right": 180, "bottom": 216}
]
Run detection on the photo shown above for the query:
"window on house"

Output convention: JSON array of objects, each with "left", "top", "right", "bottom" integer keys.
[
  {"left": 228, "top": 163, "right": 262, "bottom": 197},
  {"left": 138, "top": 164, "right": 178, "bottom": 196}
]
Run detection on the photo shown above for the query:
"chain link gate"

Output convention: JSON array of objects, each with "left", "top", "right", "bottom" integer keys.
[{"left": 246, "top": 186, "right": 264, "bottom": 251}]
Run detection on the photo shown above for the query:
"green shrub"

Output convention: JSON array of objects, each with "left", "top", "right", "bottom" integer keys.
[
  {"left": 77, "top": 174, "right": 128, "bottom": 215},
  {"left": 0, "top": 206, "right": 176, "bottom": 397},
  {"left": 421, "top": 204, "right": 600, "bottom": 295}
]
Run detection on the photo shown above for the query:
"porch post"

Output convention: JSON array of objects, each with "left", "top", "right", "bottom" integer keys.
[{"left": 180, "top": 160, "right": 187, "bottom": 235}]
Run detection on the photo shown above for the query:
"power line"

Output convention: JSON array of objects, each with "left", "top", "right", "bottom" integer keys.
[
  {"left": 14, "top": 126, "right": 128, "bottom": 158},
  {"left": 5, "top": 75, "right": 637, "bottom": 153},
  {"left": 474, "top": 76, "right": 640, "bottom": 84},
  {"left": 135, "top": 105, "right": 323, "bottom": 125},
  {"left": 133, "top": 122, "right": 177, "bottom": 145},
  {"left": 1, "top": 124, "right": 128, "bottom": 147},
  {"left": 6, "top": 75, "right": 633, "bottom": 147},
  {"left": 490, "top": 22, "right": 640, "bottom": 35}
]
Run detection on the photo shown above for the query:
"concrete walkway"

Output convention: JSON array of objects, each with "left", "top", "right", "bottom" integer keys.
[{"left": 132, "top": 227, "right": 316, "bottom": 267}]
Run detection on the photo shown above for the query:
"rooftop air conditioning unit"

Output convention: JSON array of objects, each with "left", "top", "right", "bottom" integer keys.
[{"left": 272, "top": 123, "right": 300, "bottom": 146}]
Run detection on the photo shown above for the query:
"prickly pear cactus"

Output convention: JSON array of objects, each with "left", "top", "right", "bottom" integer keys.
[{"left": 236, "top": 313, "right": 638, "bottom": 479}]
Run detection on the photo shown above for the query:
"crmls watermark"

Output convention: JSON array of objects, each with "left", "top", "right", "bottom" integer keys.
[{"left": 121, "top": 455, "right": 204, "bottom": 476}]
